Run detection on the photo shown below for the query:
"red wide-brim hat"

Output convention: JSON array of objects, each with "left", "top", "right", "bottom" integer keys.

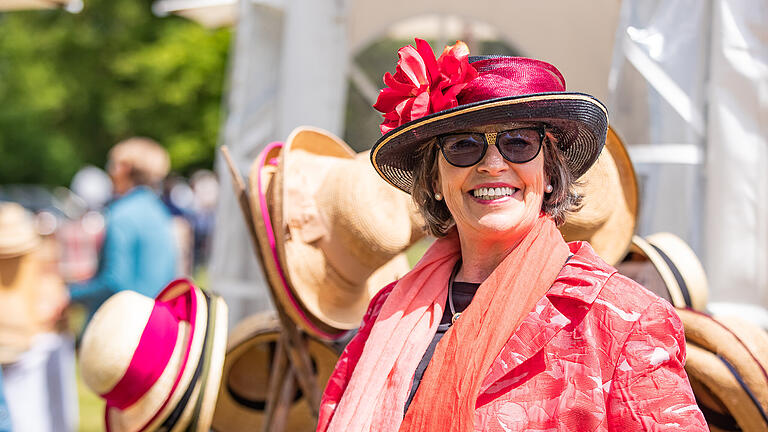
[{"left": 370, "top": 52, "right": 609, "bottom": 194}]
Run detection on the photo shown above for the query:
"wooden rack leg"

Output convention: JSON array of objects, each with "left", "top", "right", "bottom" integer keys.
[
  {"left": 262, "top": 333, "right": 289, "bottom": 432},
  {"left": 269, "top": 366, "right": 297, "bottom": 432},
  {"left": 275, "top": 306, "right": 322, "bottom": 417}
]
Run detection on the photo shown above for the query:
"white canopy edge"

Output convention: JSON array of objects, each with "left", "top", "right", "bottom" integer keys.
[{"left": 0, "top": 0, "right": 82, "bottom": 12}]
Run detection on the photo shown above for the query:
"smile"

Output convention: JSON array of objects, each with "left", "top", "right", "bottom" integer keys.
[{"left": 470, "top": 186, "right": 518, "bottom": 201}]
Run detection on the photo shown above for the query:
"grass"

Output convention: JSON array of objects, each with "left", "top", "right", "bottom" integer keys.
[{"left": 77, "top": 366, "right": 105, "bottom": 432}]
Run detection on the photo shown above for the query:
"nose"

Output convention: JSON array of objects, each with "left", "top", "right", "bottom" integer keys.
[{"left": 476, "top": 143, "right": 508, "bottom": 175}]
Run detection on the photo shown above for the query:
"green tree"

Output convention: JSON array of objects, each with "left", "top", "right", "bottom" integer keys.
[{"left": 0, "top": 0, "right": 231, "bottom": 186}]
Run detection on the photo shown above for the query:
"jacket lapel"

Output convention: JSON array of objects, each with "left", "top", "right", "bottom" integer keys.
[{"left": 478, "top": 242, "right": 616, "bottom": 398}]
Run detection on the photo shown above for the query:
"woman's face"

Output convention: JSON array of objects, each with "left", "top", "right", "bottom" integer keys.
[{"left": 434, "top": 126, "right": 547, "bottom": 243}]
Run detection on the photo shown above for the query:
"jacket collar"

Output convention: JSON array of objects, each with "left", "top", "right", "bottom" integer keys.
[{"left": 478, "top": 241, "right": 616, "bottom": 400}]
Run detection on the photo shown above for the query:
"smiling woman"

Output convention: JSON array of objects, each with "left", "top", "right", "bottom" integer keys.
[{"left": 317, "top": 39, "right": 708, "bottom": 432}]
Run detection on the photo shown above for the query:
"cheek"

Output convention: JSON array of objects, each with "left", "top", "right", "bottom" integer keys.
[{"left": 521, "top": 160, "right": 547, "bottom": 200}]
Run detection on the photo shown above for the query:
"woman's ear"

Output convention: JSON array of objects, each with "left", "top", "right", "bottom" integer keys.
[{"left": 432, "top": 177, "right": 441, "bottom": 196}]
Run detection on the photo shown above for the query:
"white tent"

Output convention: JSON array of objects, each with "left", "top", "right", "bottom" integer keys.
[
  {"left": 163, "top": 0, "right": 768, "bottom": 327},
  {"left": 610, "top": 0, "right": 768, "bottom": 326}
]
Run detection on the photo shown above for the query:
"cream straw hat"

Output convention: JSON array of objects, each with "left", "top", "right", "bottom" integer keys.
[
  {"left": 559, "top": 127, "right": 638, "bottom": 265},
  {"left": 679, "top": 308, "right": 768, "bottom": 431},
  {"left": 268, "top": 127, "right": 424, "bottom": 333},
  {"left": 617, "top": 233, "right": 708, "bottom": 311},
  {"left": 79, "top": 279, "right": 228, "bottom": 432}
]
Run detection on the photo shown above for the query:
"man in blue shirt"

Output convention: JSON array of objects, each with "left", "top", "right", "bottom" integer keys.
[{"left": 70, "top": 137, "right": 178, "bottom": 320}]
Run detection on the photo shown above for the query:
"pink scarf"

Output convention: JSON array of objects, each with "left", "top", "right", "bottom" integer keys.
[{"left": 324, "top": 215, "right": 569, "bottom": 431}]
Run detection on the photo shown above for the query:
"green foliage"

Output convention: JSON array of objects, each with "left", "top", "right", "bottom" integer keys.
[{"left": 0, "top": 0, "right": 231, "bottom": 186}]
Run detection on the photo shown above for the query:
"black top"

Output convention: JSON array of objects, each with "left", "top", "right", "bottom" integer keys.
[{"left": 404, "top": 280, "right": 480, "bottom": 414}]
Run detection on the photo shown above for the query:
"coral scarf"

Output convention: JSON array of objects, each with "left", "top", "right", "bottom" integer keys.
[{"left": 324, "top": 215, "right": 569, "bottom": 432}]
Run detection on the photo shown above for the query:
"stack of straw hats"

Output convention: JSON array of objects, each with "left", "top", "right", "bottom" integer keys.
[
  {"left": 680, "top": 309, "right": 768, "bottom": 431},
  {"left": 212, "top": 126, "right": 426, "bottom": 430},
  {"left": 0, "top": 202, "right": 67, "bottom": 364},
  {"left": 79, "top": 279, "right": 229, "bottom": 432},
  {"left": 246, "top": 126, "right": 423, "bottom": 339}
]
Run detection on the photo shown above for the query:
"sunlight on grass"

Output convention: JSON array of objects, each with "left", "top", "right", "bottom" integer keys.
[{"left": 77, "top": 365, "right": 105, "bottom": 432}]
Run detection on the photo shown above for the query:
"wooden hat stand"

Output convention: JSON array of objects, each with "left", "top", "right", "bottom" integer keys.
[{"left": 220, "top": 146, "right": 333, "bottom": 432}]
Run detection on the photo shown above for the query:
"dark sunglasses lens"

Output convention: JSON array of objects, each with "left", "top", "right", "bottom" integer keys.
[
  {"left": 497, "top": 129, "right": 541, "bottom": 163},
  {"left": 440, "top": 134, "right": 485, "bottom": 166}
]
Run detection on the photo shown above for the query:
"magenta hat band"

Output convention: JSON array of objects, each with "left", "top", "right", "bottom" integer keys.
[
  {"left": 256, "top": 142, "right": 345, "bottom": 340},
  {"left": 99, "top": 301, "right": 180, "bottom": 409}
]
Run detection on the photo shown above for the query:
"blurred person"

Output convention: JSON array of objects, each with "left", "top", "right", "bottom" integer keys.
[
  {"left": 161, "top": 175, "right": 195, "bottom": 276},
  {"left": 69, "top": 137, "right": 178, "bottom": 321},
  {"left": 0, "top": 203, "right": 76, "bottom": 432},
  {"left": 189, "top": 169, "right": 218, "bottom": 268}
]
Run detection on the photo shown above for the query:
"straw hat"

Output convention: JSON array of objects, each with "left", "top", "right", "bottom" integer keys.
[
  {"left": 0, "top": 202, "right": 40, "bottom": 258},
  {"left": 370, "top": 42, "right": 608, "bottom": 194},
  {"left": 679, "top": 308, "right": 768, "bottom": 431},
  {"left": 79, "top": 278, "right": 228, "bottom": 432},
  {"left": 212, "top": 312, "right": 339, "bottom": 432},
  {"left": 248, "top": 142, "right": 342, "bottom": 339},
  {"left": 559, "top": 127, "right": 638, "bottom": 265},
  {"left": 268, "top": 126, "right": 422, "bottom": 333},
  {"left": 616, "top": 233, "right": 708, "bottom": 310}
]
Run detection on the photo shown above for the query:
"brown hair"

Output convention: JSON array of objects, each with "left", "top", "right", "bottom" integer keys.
[
  {"left": 410, "top": 130, "right": 582, "bottom": 237},
  {"left": 108, "top": 137, "right": 170, "bottom": 186}
]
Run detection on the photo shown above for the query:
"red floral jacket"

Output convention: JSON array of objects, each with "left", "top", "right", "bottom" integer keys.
[{"left": 318, "top": 242, "right": 708, "bottom": 431}]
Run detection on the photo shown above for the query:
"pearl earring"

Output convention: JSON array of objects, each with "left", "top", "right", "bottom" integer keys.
[
  {"left": 545, "top": 184, "right": 553, "bottom": 193},
  {"left": 434, "top": 192, "right": 443, "bottom": 201}
]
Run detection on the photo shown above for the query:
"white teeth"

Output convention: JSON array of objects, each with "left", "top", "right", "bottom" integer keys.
[{"left": 472, "top": 187, "right": 516, "bottom": 199}]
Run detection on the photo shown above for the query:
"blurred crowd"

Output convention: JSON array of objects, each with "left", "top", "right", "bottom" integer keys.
[{"left": 0, "top": 137, "right": 218, "bottom": 432}]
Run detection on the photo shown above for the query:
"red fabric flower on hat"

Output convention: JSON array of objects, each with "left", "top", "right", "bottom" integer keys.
[{"left": 373, "top": 38, "right": 478, "bottom": 134}]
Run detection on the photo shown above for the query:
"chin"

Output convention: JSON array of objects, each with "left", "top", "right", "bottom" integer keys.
[
  {"left": 477, "top": 209, "right": 539, "bottom": 235},
  {"left": 475, "top": 215, "right": 525, "bottom": 235}
]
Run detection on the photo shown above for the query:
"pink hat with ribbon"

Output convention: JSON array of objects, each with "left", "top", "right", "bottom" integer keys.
[
  {"left": 79, "top": 278, "right": 228, "bottom": 432},
  {"left": 370, "top": 38, "right": 609, "bottom": 194}
]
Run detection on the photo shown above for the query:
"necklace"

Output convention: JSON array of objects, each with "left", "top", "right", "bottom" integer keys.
[{"left": 448, "top": 260, "right": 462, "bottom": 324}]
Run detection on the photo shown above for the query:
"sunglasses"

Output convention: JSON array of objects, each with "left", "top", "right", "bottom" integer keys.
[{"left": 437, "top": 127, "right": 545, "bottom": 167}]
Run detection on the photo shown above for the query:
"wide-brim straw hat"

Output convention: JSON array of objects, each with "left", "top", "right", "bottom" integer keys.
[
  {"left": 370, "top": 45, "right": 608, "bottom": 194},
  {"left": 559, "top": 127, "right": 638, "bottom": 265},
  {"left": 617, "top": 233, "right": 708, "bottom": 311},
  {"left": 0, "top": 202, "right": 41, "bottom": 258},
  {"left": 267, "top": 126, "right": 422, "bottom": 334},
  {"left": 679, "top": 308, "right": 768, "bottom": 431},
  {"left": 79, "top": 278, "right": 228, "bottom": 432},
  {"left": 211, "top": 312, "right": 339, "bottom": 432}
]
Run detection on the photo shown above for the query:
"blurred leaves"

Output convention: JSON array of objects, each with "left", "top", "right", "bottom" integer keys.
[{"left": 0, "top": 0, "right": 231, "bottom": 186}]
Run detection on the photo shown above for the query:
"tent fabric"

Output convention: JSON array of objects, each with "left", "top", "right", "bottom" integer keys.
[
  {"left": 209, "top": 0, "right": 349, "bottom": 328},
  {"left": 608, "top": 0, "right": 768, "bottom": 315}
]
